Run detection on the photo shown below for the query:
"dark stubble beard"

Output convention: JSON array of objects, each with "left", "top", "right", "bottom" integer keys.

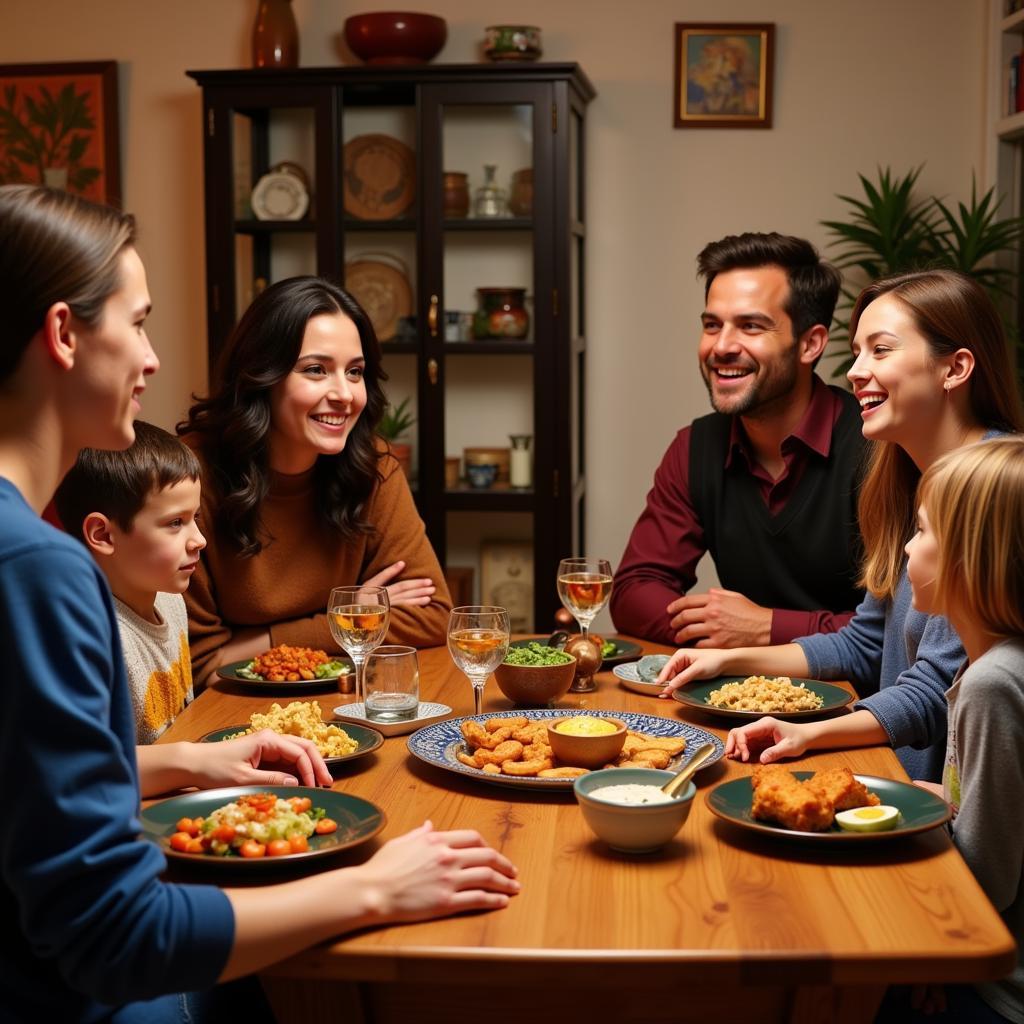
[{"left": 701, "top": 340, "right": 801, "bottom": 418}]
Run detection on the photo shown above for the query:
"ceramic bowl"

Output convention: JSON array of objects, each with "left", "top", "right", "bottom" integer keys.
[
  {"left": 546, "top": 716, "right": 626, "bottom": 769},
  {"left": 574, "top": 767, "right": 695, "bottom": 852},
  {"left": 466, "top": 462, "right": 498, "bottom": 488},
  {"left": 494, "top": 658, "right": 576, "bottom": 706},
  {"left": 344, "top": 12, "right": 447, "bottom": 65}
]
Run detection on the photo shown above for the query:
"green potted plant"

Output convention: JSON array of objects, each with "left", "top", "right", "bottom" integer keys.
[
  {"left": 821, "top": 165, "right": 1024, "bottom": 382},
  {"left": 378, "top": 397, "right": 415, "bottom": 477}
]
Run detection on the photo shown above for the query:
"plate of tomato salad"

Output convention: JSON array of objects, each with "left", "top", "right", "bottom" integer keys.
[{"left": 140, "top": 786, "right": 386, "bottom": 868}]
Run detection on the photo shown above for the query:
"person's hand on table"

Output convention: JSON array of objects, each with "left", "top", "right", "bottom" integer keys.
[
  {"left": 655, "top": 646, "right": 730, "bottom": 696},
  {"left": 725, "top": 717, "right": 809, "bottom": 763},
  {"left": 667, "top": 588, "right": 772, "bottom": 648},
  {"left": 188, "top": 729, "right": 333, "bottom": 789},
  {"left": 354, "top": 820, "right": 520, "bottom": 921},
  {"left": 362, "top": 560, "right": 437, "bottom": 607}
]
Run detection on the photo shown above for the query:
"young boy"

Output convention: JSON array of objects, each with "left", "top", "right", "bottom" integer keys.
[{"left": 55, "top": 420, "right": 206, "bottom": 743}]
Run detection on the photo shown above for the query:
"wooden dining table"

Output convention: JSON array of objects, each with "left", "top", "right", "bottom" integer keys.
[{"left": 158, "top": 640, "right": 1015, "bottom": 1024}]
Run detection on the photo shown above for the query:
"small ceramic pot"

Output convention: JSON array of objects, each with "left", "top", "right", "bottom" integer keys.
[
  {"left": 443, "top": 171, "right": 469, "bottom": 218},
  {"left": 508, "top": 168, "right": 533, "bottom": 216},
  {"left": 473, "top": 287, "right": 529, "bottom": 340},
  {"left": 466, "top": 463, "right": 498, "bottom": 489},
  {"left": 484, "top": 25, "right": 542, "bottom": 62}
]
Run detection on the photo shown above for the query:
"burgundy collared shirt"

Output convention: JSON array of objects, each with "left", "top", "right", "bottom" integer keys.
[{"left": 611, "top": 376, "right": 858, "bottom": 646}]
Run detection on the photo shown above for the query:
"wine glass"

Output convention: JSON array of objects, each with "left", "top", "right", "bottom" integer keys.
[
  {"left": 557, "top": 557, "right": 613, "bottom": 688},
  {"left": 328, "top": 585, "right": 390, "bottom": 703},
  {"left": 447, "top": 606, "right": 510, "bottom": 716}
]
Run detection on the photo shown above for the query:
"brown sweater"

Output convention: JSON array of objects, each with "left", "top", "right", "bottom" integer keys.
[{"left": 185, "top": 449, "right": 451, "bottom": 682}]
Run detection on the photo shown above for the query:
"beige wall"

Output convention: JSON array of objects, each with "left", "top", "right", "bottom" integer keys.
[{"left": 3, "top": 0, "right": 986, "bottom": 607}]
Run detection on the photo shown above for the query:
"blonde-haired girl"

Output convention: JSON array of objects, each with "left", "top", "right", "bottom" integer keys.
[{"left": 882, "top": 436, "right": 1024, "bottom": 1022}]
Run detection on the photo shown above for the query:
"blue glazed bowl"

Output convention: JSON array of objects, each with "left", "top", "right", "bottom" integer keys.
[
  {"left": 466, "top": 462, "right": 498, "bottom": 488},
  {"left": 574, "top": 767, "right": 695, "bottom": 852}
]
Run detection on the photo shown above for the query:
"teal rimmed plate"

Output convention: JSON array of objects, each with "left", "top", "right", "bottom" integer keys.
[
  {"left": 671, "top": 676, "right": 853, "bottom": 720},
  {"left": 200, "top": 720, "right": 383, "bottom": 770},
  {"left": 216, "top": 657, "right": 353, "bottom": 692},
  {"left": 706, "top": 772, "right": 951, "bottom": 842},
  {"left": 140, "top": 785, "right": 386, "bottom": 868}
]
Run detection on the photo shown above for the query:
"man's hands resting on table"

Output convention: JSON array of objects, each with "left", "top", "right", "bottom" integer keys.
[{"left": 667, "top": 588, "right": 772, "bottom": 648}]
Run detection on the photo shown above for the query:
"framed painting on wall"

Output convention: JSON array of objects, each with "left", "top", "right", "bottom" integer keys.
[
  {"left": 674, "top": 23, "right": 774, "bottom": 129},
  {"left": 480, "top": 541, "right": 533, "bottom": 633},
  {"left": 0, "top": 61, "right": 120, "bottom": 205}
]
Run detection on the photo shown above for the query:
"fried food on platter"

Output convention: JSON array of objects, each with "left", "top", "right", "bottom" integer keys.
[
  {"left": 751, "top": 765, "right": 834, "bottom": 832},
  {"left": 751, "top": 765, "right": 880, "bottom": 831},
  {"left": 805, "top": 767, "right": 881, "bottom": 812},
  {"left": 457, "top": 716, "right": 687, "bottom": 779}
]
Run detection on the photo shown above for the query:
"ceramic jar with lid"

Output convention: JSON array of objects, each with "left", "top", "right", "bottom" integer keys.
[{"left": 473, "top": 287, "right": 529, "bottom": 339}]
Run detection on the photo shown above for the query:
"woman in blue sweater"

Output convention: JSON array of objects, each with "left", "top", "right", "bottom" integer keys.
[
  {"left": 658, "top": 270, "right": 1023, "bottom": 781},
  {"left": 0, "top": 185, "right": 518, "bottom": 1022}
]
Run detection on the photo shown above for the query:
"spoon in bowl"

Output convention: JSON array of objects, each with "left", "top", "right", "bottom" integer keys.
[{"left": 661, "top": 742, "right": 716, "bottom": 798}]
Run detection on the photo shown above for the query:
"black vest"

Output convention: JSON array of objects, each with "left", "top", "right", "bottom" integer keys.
[{"left": 689, "top": 386, "right": 866, "bottom": 615}]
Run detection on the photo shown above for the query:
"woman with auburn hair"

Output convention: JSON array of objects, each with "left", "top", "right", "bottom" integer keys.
[
  {"left": 179, "top": 275, "right": 451, "bottom": 685},
  {"left": 658, "top": 269, "right": 1023, "bottom": 782},
  {"left": 878, "top": 437, "right": 1024, "bottom": 1022},
  {"left": 0, "top": 186, "right": 516, "bottom": 1022}
]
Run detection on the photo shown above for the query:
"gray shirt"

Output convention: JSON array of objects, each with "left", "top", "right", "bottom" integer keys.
[{"left": 945, "top": 639, "right": 1024, "bottom": 1023}]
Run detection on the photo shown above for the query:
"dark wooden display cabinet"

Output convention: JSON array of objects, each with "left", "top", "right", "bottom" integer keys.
[{"left": 188, "top": 64, "right": 595, "bottom": 630}]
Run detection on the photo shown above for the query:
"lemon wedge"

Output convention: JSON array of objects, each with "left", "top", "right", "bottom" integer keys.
[{"left": 835, "top": 805, "right": 900, "bottom": 833}]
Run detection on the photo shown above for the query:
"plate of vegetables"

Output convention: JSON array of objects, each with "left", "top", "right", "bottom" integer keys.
[
  {"left": 507, "top": 635, "right": 642, "bottom": 669},
  {"left": 217, "top": 644, "right": 352, "bottom": 692},
  {"left": 140, "top": 786, "right": 386, "bottom": 868}
]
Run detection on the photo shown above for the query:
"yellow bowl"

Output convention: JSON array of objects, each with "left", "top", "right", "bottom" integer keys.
[{"left": 546, "top": 716, "right": 627, "bottom": 769}]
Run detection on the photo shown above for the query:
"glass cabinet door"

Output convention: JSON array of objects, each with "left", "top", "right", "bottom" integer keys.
[{"left": 420, "top": 83, "right": 552, "bottom": 628}]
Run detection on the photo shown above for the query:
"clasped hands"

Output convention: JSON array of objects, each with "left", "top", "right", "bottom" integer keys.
[{"left": 666, "top": 587, "right": 771, "bottom": 648}]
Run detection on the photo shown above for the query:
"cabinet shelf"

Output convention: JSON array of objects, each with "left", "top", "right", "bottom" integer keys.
[
  {"left": 443, "top": 218, "right": 532, "bottom": 231},
  {"left": 444, "top": 488, "right": 535, "bottom": 512},
  {"left": 343, "top": 217, "right": 416, "bottom": 232},
  {"left": 996, "top": 109, "right": 1024, "bottom": 140},
  {"left": 234, "top": 219, "right": 315, "bottom": 233},
  {"left": 444, "top": 340, "right": 533, "bottom": 354}
]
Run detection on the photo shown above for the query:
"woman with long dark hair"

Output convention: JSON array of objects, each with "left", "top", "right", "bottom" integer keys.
[
  {"left": 180, "top": 276, "right": 450, "bottom": 684},
  {"left": 658, "top": 269, "right": 1024, "bottom": 782}
]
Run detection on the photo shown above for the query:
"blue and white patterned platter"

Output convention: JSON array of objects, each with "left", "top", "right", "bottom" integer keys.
[{"left": 407, "top": 709, "right": 725, "bottom": 791}]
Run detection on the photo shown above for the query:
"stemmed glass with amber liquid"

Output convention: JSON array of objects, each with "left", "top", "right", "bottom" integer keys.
[
  {"left": 329, "top": 585, "right": 390, "bottom": 703},
  {"left": 557, "top": 557, "right": 612, "bottom": 692},
  {"left": 447, "top": 606, "right": 510, "bottom": 716}
]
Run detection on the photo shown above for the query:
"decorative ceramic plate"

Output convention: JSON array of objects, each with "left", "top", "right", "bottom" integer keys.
[
  {"left": 343, "top": 133, "right": 415, "bottom": 219},
  {"left": 613, "top": 661, "right": 666, "bottom": 697},
  {"left": 705, "top": 772, "right": 952, "bottom": 842},
  {"left": 215, "top": 657, "right": 352, "bottom": 693},
  {"left": 199, "top": 721, "right": 384, "bottom": 771},
  {"left": 140, "top": 786, "right": 386, "bottom": 868},
  {"left": 508, "top": 636, "right": 643, "bottom": 669},
  {"left": 671, "top": 676, "right": 854, "bottom": 720},
  {"left": 332, "top": 700, "right": 453, "bottom": 738},
  {"left": 407, "top": 709, "right": 724, "bottom": 791},
  {"left": 344, "top": 256, "right": 413, "bottom": 341},
  {"left": 251, "top": 170, "right": 310, "bottom": 221}
]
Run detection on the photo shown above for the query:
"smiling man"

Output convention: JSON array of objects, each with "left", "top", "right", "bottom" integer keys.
[{"left": 611, "top": 232, "right": 866, "bottom": 649}]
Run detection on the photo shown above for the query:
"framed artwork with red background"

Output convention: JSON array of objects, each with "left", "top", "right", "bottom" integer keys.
[{"left": 0, "top": 61, "right": 120, "bottom": 206}]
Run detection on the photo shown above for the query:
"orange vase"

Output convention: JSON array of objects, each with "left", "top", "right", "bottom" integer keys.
[{"left": 252, "top": 0, "right": 299, "bottom": 68}]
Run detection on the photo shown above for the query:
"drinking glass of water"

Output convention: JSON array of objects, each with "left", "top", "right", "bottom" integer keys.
[{"left": 364, "top": 645, "right": 419, "bottom": 724}]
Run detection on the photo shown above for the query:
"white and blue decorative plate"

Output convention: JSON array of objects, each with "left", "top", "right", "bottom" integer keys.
[
  {"left": 613, "top": 661, "right": 666, "bottom": 696},
  {"left": 407, "top": 708, "right": 724, "bottom": 791}
]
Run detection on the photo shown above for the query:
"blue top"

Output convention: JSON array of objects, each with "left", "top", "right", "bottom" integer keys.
[
  {"left": 795, "top": 571, "right": 962, "bottom": 781},
  {"left": 0, "top": 478, "right": 234, "bottom": 1020}
]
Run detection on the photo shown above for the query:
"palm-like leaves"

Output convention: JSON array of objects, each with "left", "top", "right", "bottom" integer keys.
[{"left": 821, "top": 166, "right": 1024, "bottom": 380}]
